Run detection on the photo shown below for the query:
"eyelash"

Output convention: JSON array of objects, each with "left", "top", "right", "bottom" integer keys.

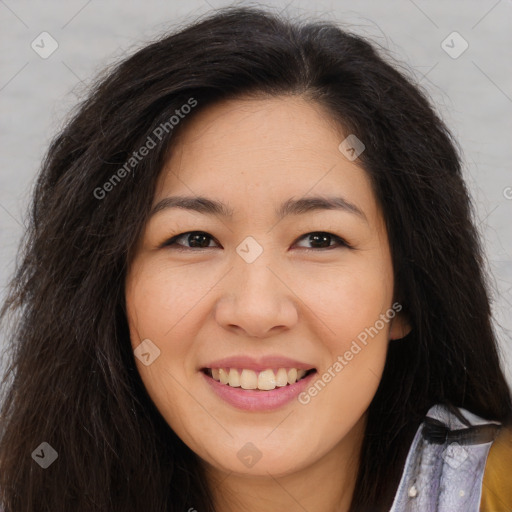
[{"left": 160, "top": 231, "right": 351, "bottom": 252}]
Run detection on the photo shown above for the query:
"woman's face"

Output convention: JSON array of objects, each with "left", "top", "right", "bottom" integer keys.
[{"left": 125, "top": 95, "right": 409, "bottom": 479}]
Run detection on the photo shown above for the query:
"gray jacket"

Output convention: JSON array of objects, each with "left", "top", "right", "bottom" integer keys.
[{"left": 390, "top": 403, "right": 502, "bottom": 511}]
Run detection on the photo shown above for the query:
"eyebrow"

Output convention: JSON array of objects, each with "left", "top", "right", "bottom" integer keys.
[{"left": 149, "top": 195, "right": 367, "bottom": 222}]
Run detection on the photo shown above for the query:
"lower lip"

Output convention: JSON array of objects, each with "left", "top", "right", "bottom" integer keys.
[{"left": 201, "top": 370, "right": 317, "bottom": 411}]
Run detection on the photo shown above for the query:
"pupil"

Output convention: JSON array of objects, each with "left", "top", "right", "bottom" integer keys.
[
  {"left": 189, "top": 233, "right": 209, "bottom": 248},
  {"left": 310, "top": 233, "right": 330, "bottom": 248}
]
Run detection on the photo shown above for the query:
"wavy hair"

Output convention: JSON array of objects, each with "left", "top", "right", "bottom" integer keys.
[{"left": 1, "top": 5, "right": 511, "bottom": 511}]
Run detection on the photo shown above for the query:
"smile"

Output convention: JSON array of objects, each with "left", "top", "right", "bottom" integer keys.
[
  {"left": 203, "top": 367, "right": 315, "bottom": 390},
  {"left": 201, "top": 366, "right": 318, "bottom": 411}
]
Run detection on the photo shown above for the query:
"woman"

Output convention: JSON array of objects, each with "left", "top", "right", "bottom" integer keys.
[{"left": 0, "top": 6, "right": 511, "bottom": 512}]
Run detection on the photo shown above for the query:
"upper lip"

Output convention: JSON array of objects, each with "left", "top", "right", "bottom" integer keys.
[{"left": 202, "top": 355, "right": 316, "bottom": 372}]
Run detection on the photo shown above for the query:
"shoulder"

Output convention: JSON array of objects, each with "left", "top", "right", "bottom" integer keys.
[{"left": 480, "top": 424, "right": 512, "bottom": 511}]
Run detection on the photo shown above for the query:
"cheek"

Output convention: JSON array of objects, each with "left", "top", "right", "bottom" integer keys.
[
  {"left": 126, "top": 261, "right": 212, "bottom": 341},
  {"left": 294, "top": 253, "right": 393, "bottom": 409},
  {"left": 125, "top": 265, "right": 200, "bottom": 439},
  {"left": 295, "top": 256, "right": 394, "bottom": 347},
  {"left": 299, "top": 291, "right": 391, "bottom": 438},
  {"left": 125, "top": 263, "right": 201, "bottom": 395},
  {"left": 300, "top": 265, "right": 392, "bottom": 428}
]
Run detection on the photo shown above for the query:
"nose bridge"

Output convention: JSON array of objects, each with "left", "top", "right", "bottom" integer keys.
[
  {"left": 234, "top": 236, "right": 283, "bottom": 305},
  {"left": 214, "top": 236, "right": 298, "bottom": 336}
]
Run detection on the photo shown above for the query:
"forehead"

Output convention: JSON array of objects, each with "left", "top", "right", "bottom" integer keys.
[
  {"left": 166, "top": 94, "right": 345, "bottom": 167},
  {"left": 154, "top": 95, "right": 378, "bottom": 222}
]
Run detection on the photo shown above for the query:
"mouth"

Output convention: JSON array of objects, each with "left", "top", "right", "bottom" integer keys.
[
  {"left": 201, "top": 365, "right": 318, "bottom": 411},
  {"left": 201, "top": 367, "right": 317, "bottom": 391},
  {"left": 200, "top": 355, "right": 319, "bottom": 411}
]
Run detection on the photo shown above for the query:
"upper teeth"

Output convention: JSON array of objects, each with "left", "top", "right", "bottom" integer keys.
[{"left": 210, "top": 368, "right": 308, "bottom": 390}]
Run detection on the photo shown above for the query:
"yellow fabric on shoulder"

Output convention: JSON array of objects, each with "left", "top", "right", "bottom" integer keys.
[{"left": 480, "top": 425, "right": 512, "bottom": 511}]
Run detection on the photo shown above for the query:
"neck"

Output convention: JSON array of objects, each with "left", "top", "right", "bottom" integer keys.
[{"left": 203, "top": 413, "right": 366, "bottom": 512}]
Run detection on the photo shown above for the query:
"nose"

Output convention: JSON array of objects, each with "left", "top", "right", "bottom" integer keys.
[{"left": 214, "top": 255, "right": 299, "bottom": 338}]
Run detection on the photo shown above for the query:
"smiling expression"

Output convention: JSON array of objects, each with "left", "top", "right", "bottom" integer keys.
[{"left": 125, "top": 94, "right": 409, "bottom": 478}]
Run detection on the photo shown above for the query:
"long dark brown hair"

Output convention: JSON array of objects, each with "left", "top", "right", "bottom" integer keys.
[{"left": 1, "top": 5, "right": 511, "bottom": 512}]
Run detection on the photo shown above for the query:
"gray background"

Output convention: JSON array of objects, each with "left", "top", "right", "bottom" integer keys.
[{"left": 1, "top": 0, "right": 511, "bottom": 387}]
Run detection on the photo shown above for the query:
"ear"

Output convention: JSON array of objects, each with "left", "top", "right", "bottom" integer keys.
[{"left": 389, "top": 312, "right": 412, "bottom": 340}]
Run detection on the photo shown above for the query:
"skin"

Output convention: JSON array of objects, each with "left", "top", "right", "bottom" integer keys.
[{"left": 125, "top": 95, "right": 410, "bottom": 512}]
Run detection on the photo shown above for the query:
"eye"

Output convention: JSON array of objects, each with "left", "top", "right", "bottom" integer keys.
[
  {"left": 160, "top": 231, "right": 350, "bottom": 251},
  {"left": 294, "top": 231, "right": 350, "bottom": 250},
  {"left": 161, "top": 231, "right": 220, "bottom": 250}
]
